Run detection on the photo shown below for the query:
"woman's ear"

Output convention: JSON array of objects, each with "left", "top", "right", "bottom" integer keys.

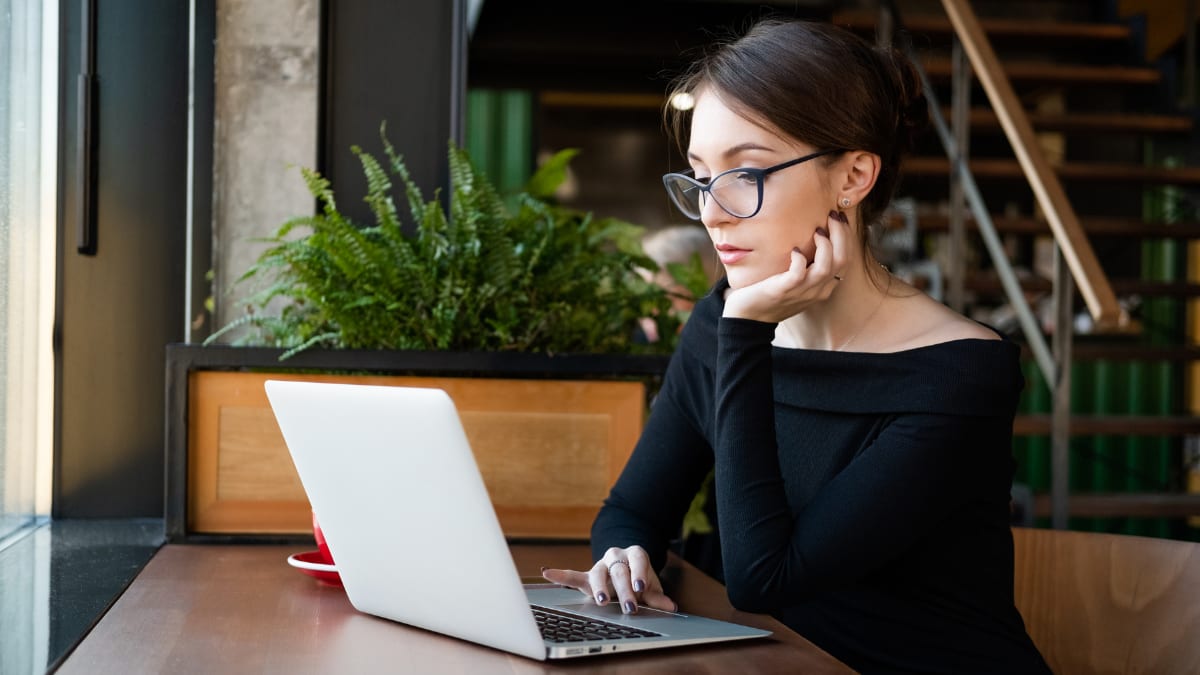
[{"left": 837, "top": 151, "right": 881, "bottom": 208}]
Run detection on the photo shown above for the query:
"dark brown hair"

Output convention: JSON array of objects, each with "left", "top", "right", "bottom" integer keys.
[{"left": 666, "top": 19, "right": 928, "bottom": 232}]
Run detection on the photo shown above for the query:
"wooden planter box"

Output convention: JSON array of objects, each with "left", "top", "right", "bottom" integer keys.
[{"left": 165, "top": 345, "right": 670, "bottom": 543}]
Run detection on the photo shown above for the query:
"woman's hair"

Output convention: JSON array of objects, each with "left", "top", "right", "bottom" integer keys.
[{"left": 665, "top": 19, "right": 928, "bottom": 233}]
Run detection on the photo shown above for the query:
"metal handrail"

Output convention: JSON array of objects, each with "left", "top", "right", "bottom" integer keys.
[{"left": 878, "top": 0, "right": 1058, "bottom": 383}]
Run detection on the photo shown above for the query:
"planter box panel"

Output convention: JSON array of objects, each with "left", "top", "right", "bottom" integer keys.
[
  {"left": 216, "top": 405, "right": 306, "bottom": 501},
  {"left": 187, "top": 370, "right": 644, "bottom": 539}
]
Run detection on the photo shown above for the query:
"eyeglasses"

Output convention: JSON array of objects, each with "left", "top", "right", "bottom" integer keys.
[{"left": 661, "top": 149, "right": 844, "bottom": 220}]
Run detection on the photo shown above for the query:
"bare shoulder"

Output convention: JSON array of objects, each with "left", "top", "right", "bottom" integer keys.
[{"left": 884, "top": 290, "right": 1001, "bottom": 351}]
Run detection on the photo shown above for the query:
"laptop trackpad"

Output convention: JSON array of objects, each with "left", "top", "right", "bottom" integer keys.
[{"left": 558, "top": 602, "right": 681, "bottom": 621}]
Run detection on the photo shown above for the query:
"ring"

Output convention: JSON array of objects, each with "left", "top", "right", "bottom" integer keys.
[
  {"left": 833, "top": 274, "right": 843, "bottom": 281},
  {"left": 608, "top": 560, "right": 630, "bottom": 574}
]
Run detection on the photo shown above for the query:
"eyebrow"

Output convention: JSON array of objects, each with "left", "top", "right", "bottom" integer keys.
[{"left": 686, "top": 142, "right": 776, "bottom": 163}]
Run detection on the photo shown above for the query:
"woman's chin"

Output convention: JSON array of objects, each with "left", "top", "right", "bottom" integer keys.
[{"left": 724, "top": 268, "right": 771, "bottom": 291}]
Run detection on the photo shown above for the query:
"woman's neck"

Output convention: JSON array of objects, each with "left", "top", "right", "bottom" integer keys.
[{"left": 775, "top": 263, "right": 892, "bottom": 352}]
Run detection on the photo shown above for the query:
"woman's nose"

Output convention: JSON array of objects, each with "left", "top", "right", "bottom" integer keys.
[{"left": 699, "top": 192, "right": 734, "bottom": 227}]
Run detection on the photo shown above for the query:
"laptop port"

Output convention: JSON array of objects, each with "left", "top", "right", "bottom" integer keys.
[{"left": 588, "top": 647, "right": 602, "bottom": 654}]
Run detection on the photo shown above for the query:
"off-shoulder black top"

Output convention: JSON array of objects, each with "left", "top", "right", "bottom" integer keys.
[{"left": 592, "top": 279, "right": 1049, "bottom": 674}]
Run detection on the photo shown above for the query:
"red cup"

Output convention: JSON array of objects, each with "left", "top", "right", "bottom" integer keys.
[{"left": 312, "top": 510, "right": 335, "bottom": 565}]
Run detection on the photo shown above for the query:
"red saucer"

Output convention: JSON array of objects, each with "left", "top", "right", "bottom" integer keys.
[{"left": 287, "top": 551, "right": 343, "bottom": 587}]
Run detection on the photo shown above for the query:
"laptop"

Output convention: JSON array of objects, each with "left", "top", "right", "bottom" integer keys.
[{"left": 264, "top": 379, "right": 770, "bottom": 660}]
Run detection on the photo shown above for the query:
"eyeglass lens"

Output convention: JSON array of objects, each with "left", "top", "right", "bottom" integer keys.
[{"left": 664, "top": 170, "right": 761, "bottom": 220}]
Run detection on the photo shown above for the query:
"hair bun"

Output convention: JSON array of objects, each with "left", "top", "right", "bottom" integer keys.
[{"left": 878, "top": 46, "right": 929, "bottom": 157}]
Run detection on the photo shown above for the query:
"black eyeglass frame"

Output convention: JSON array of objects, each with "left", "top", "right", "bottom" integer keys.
[{"left": 661, "top": 148, "right": 845, "bottom": 220}]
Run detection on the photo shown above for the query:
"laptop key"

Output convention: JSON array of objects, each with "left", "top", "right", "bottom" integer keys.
[{"left": 532, "top": 606, "right": 663, "bottom": 642}]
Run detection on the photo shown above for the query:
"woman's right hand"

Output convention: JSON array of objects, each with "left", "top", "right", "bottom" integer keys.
[
  {"left": 722, "top": 209, "right": 850, "bottom": 323},
  {"left": 541, "top": 545, "right": 677, "bottom": 615}
]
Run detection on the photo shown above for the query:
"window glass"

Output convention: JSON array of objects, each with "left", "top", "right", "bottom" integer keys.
[{"left": 0, "top": 0, "right": 55, "bottom": 544}]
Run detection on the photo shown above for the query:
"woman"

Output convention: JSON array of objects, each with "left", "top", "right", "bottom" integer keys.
[{"left": 542, "top": 19, "right": 1049, "bottom": 673}]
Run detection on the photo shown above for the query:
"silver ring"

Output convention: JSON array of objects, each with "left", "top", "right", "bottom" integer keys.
[
  {"left": 608, "top": 560, "right": 630, "bottom": 574},
  {"left": 833, "top": 274, "right": 843, "bottom": 281}
]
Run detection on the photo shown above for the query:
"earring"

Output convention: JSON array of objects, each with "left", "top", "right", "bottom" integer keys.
[{"left": 840, "top": 197, "right": 852, "bottom": 208}]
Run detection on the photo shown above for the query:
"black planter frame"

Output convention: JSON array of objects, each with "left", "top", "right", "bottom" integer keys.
[{"left": 164, "top": 344, "right": 671, "bottom": 543}]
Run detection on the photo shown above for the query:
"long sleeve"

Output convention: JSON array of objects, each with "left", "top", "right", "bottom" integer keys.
[{"left": 590, "top": 350, "right": 715, "bottom": 571}]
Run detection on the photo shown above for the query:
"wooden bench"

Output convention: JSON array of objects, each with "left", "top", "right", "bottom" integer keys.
[{"left": 1012, "top": 527, "right": 1200, "bottom": 674}]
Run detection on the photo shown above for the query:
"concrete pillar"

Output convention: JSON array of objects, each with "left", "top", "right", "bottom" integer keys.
[{"left": 211, "top": 0, "right": 319, "bottom": 333}]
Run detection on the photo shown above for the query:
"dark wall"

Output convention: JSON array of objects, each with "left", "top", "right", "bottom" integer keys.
[
  {"left": 321, "top": 0, "right": 465, "bottom": 225},
  {"left": 468, "top": 0, "right": 830, "bottom": 93},
  {"left": 56, "top": 0, "right": 189, "bottom": 517}
]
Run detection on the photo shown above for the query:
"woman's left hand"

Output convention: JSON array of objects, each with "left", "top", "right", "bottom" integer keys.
[
  {"left": 722, "top": 209, "right": 850, "bottom": 323},
  {"left": 541, "top": 545, "right": 677, "bottom": 615}
]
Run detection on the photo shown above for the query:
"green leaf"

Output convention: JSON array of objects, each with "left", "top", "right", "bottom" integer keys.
[{"left": 525, "top": 148, "right": 579, "bottom": 199}]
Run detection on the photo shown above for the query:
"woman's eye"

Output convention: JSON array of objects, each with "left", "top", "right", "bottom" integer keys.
[
  {"left": 695, "top": 176, "right": 712, "bottom": 185},
  {"left": 733, "top": 171, "right": 758, "bottom": 184}
]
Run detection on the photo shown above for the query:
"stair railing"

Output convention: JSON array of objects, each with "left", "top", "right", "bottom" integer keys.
[{"left": 878, "top": 0, "right": 1132, "bottom": 528}]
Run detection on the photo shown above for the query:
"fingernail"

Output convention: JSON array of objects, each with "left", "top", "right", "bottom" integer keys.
[
  {"left": 835, "top": 210, "right": 849, "bottom": 224},
  {"left": 672, "top": 602, "right": 679, "bottom": 612},
  {"left": 540, "top": 566, "right": 547, "bottom": 573},
  {"left": 828, "top": 209, "right": 839, "bottom": 220},
  {"left": 633, "top": 579, "right": 645, "bottom": 593},
  {"left": 596, "top": 592, "right": 607, "bottom": 604},
  {"left": 816, "top": 227, "right": 829, "bottom": 238},
  {"left": 623, "top": 601, "right": 636, "bottom": 614},
  {"left": 792, "top": 246, "right": 801, "bottom": 254}
]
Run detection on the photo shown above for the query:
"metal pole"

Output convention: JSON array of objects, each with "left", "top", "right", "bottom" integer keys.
[
  {"left": 948, "top": 37, "right": 970, "bottom": 313},
  {"left": 915, "top": 60, "right": 1058, "bottom": 384},
  {"left": 1051, "top": 244, "right": 1074, "bottom": 529},
  {"left": 1186, "top": 0, "right": 1197, "bottom": 108}
]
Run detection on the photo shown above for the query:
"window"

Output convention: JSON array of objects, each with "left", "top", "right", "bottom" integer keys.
[{"left": 0, "top": 0, "right": 56, "bottom": 544}]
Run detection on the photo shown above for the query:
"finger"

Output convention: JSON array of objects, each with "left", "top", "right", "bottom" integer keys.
[
  {"left": 625, "top": 546, "right": 652, "bottom": 595},
  {"left": 607, "top": 560, "right": 639, "bottom": 614},
  {"left": 789, "top": 246, "right": 809, "bottom": 277},
  {"left": 540, "top": 568, "right": 593, "bottom": 597},
  {"left": 637, "top": 569, "right": 678, "bottom": 612},
  {"left": 587, "top": 559, "right": 614, "bottom": 606},
  {"left": 639, "top": 588, "right": 679, "bottom": 613},
  {"left": 808, "top": 226, "right": 834, "bottom": 282}
]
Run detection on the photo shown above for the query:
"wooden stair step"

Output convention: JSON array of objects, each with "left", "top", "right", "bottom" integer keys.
[
  {"left": 1033, "top": 493, "right": 1200, "bottom": 518},
  {"left": 906, "top": 157, "right": 1200, "bottom": 185},
  {"left": 922, "top": 59, "right": 1161, "bottom": 86},
  {"left": 1052, "top": 343, "right": 1200, "bottom": 362},
  {"left": 944, "top": 108, "right": 1193, "bottom": 135},
  {"left": 897, "top": 213, "right": 1200, "bottom": 238},
  {"left": 970, "top": 276, "right": 1200, "bottom": 297},
  {"left": 1014, "top": 414, "right": 1200, "bottom": 436},
  {"left": 833, "top": 11, "right": 1133, "bottom": 42}
]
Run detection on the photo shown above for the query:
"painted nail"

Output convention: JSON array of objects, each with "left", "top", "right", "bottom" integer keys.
[
  {"left": 672, "top": 602, "right": 679, "bottom": 613},
  {"left": 596, "top": 592, "right": 607, "bottom": 604},
  {"left": 623, "top": 601, "right": 637, "bottom": 614},
  {"left": 633, "top": 579, "right": 645, "bottom": 592},
  {"left": 816, "top": 227, "right": 829, "bottom": 238},
  {"left": 828, "top": 209, "right": 839, "bottom": 220},
  {"left": 540, "top": 566, "right": 547, "bottom": 573},
  {"left": 792, "top": 246, "right": 802, "bottom": 254},
  {"left": 835, "top": 210, "right": 849, "bottom": 224}
]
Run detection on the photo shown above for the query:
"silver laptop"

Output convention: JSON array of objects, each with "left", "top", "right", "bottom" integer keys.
[{"left": 265, "top": 379, "right": 770, "bottom": 660}]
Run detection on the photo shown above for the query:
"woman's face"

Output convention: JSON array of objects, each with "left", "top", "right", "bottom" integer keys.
[{"left": 686, "top": 91, "right": 838, "bottom": 290}]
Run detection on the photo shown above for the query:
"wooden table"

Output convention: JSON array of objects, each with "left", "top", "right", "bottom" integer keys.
[{"left": 57, "top": 544, "right": 852, "bottom": 673}]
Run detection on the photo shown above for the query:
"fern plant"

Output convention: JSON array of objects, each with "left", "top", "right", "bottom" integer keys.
[{"left": 207, "top": 132, "right": 681, "bottom": 359}]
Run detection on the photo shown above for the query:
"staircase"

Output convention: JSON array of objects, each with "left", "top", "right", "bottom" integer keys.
[{"left": 834, "top": 0, "right": 1200, "bottom": 538}]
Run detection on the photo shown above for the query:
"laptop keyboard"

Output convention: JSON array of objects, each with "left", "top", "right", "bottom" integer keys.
[{"left": 532, "top": 606, "right": 663, "bottom": 643}]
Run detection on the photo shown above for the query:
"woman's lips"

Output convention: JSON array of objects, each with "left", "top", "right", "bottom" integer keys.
[{"left": 715, "top": 245, "right": 750, "bottom": 265}]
